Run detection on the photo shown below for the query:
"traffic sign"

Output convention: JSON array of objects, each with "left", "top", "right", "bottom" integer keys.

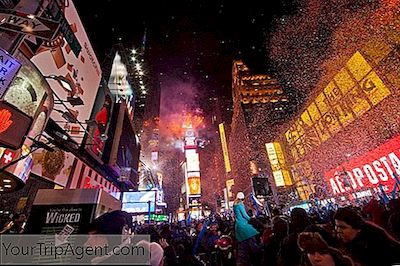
[
  {"left": 0, "top": 47, "right": 21, "bottom": 99},
  {"left": 0, "top": 9, "right": 59, "bottom": 41}
]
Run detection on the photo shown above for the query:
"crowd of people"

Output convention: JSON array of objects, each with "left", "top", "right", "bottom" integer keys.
[{"left": 1, "top": 192, "right": 400, "bottom": 266}]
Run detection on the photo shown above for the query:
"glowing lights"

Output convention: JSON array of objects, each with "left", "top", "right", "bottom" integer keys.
[
  {"left": 135, "top": 63, "right": 141, "bottom": 70},
  {"left": 285, "top": 51, "right": 391, "bottom": 162},
  {"left": 138, "top": 71, "right": 144, "bottom": 76},
  {"left": 132, "top": 49, "right": 137, "bottom": 55},
  {"left": 219, "top": 123, "right": 231, "bottom": 173},
  {"left": 266, "top": 142, "right": 292, "bottom": 187}
]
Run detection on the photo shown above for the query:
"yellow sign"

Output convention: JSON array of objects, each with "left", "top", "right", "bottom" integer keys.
[
  {"left": 285, "top": 51, "right": 391, "bottom": 162},
  {"left": 226, "top": 179, "right": 234, "bottom": 198},
  {"left": 266, "top": 142, "right": 292, "bottom": 186},
  {"left": 219, "top": 123, "right": 231, "bottom": 173}
]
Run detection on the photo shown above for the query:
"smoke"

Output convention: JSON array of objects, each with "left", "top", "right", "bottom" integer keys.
[{"left": 159, "top": 77, "right": 203, "bottom": 150}]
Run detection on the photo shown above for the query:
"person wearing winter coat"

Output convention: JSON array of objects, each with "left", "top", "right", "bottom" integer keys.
[
  {"left": 233, "top": 192, "right": 260, "bottom": 266},
  {"left": 298, "top": 231, "right": 354, "bottom": 266},
  {"left": 334, "top": 206, "right": 400, "bottom": 266}
]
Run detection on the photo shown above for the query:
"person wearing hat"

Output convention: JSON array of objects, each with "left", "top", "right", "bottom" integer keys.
[
  {"left": 233, "top": 192, "right": 260, "bottom": 266},
  {"left": 298, "top": 232, "right": 353, "bottom": 266},
  {"left": 334, "top": 206, "right": 400, "bottom": 266}
]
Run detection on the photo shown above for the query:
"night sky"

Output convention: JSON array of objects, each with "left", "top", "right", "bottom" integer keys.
[{"left": 74, "top": 0, "right": 297, "bottom": 105}]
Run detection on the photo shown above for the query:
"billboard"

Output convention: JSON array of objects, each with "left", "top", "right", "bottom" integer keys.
[
  {"left": 185, "top": 149, "right": 200, "bottom": 172},
  {"left": 31, "top": 147, "right": 75, "bottom": 187},
  {"left": 285, "top": 51, "right": 391, "bottom": 162},
  {"left": 187, "top": 172, "right": 201, "bottom": 195},
  {"left": 122, "top": 191, "right": 156, "bottom": 213},
  {"left": 266, "top": 142, "right": 292, "bottom": 187},
  {"left": 219, "top": 123, "right": 231, "bottom": 173},
  {"left": 325, "top": 135, "right": 400, "bottom": 197},
  {"left": 30, "top": 0, "right": 101, "bottom": 145},
  {"left": 83, "top": 79, "right": 113, "bottom": 162}
]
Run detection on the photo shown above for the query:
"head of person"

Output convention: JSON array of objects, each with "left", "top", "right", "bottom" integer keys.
[
  {"left": 137, "top": 240, "right": 164, "bottom": 266},
  {"left": 291, "top": 207, "right": 311, "bottom": 233},
  {"left": 298, "top": 232, "right": 353, "bottom": 266},
  {"left": 272, "top": 216, "right": 289, "bottom": 238},
  {"left": 334, "top": 207, "right": 364, "bottom": 243},
  {"left": 236, "top": 192, "right": 245, "bottom": 202},
  {"left": 85, "top": 210, "right": 133, "bottom": 247},
  {"left": 13, "top": 213, "right": 26, "bottom": 226}
]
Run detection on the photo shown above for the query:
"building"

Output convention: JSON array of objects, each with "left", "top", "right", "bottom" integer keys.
[
  {"left": 273, "top": 3, "right": 400, "bottom": 204},
  {"left": 0, "top": 0, "right": 137, "bottom": 215},
  {"left": 227, "top": 60, "right": 291, "bottom": 206}
]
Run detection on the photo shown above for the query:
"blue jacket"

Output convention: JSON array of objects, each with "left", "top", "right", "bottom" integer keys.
[{"left": 233, "top": 201, "right": 259, "bottom": 242}]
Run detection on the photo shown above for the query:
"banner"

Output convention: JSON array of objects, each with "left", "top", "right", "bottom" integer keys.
[{"left": 325, "top": 135, "right": 400, "bottom": 196}]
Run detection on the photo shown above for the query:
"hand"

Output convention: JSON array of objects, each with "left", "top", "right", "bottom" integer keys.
[
  {"left": 0, "top": 109, "right": 13, "bottom": 133},
  {"left": 159, "top": 238, "right": 169, "bottom": 249}
]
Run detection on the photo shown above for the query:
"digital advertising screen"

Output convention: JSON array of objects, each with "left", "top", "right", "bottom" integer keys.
[{"left": 122, "top": 191, "right": 156, "bottom": 213}]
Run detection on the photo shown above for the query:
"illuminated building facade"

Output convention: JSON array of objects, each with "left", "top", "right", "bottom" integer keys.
[
  {"left": 227, "top": 60, "right": 291, "bottom": 205},
  {"left": 274, "top": 6, "right": 400, "bottom": 202}
]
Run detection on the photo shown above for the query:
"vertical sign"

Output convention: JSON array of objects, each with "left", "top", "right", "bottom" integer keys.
[
  {"left": 0, "top": 47, "right": 21, "bottom": 98},
  {"left": 219, "top": 123, "right": 231, "bottom": 173}
]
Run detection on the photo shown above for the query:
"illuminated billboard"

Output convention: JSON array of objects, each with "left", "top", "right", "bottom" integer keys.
[
  {"left": 185, "top": 149, "right": 200, "bottom": 172},
  {"left": 122, "top": 191, "right": 156, "bottom": 213},
  {"left": 219, "top": 123, "right": 231, "bottom": 173},
  {"left": 285, "top": 51, "right": 391, "bottom": 162},
  {"left": 226, "top": 179, "right": 234, "bottom": 198},
  {"left": 30, "top": 0, "right": 101, "bottom": 145},
  {"left": 325, "top": 135, "right": 400, "bottom": 197},
  {"left": 266, "top": 142, "right": 292, "bottom": 187},
  {"left": 187, "top": 172, "right": 201, "bottom": 195}
]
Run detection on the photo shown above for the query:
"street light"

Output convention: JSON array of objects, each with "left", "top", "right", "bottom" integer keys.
[
  {"left": 54, "top": 96, "right": 84, "bottom": 107},
  {"left": 44, "top": 75, "right": 75, "bottom": 93},
  {"left": 53, "top": 108, "right": 78, "bottom": 124}
]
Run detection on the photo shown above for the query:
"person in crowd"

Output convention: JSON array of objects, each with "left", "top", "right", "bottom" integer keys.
[
  {"left": 233, "top": 191, "right": 261, "bottom": 266},
  {"left": 334, "top": 206, "right": 400, "bottom": 266},
  {"left": 387, "top": 198, "right": 400, "bottom": 240},
  {"left": 0, "top": 213, "right": 26, "bottom": 234},
  {"left": 298, "top": 232, "right": 354, "bottom": 266},
  {"left": 263, "top": 216, "right": 289, "bottom": 266},
  {"left": 279, "top": 207, "right": 312, "bottom": 266}
]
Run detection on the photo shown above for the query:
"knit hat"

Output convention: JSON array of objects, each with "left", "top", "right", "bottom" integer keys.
[
  {"left": 88, "top": 210, "right": 132, "bottom": 234},
  {"left": 236, "top": 192, "right": 245, "bottom": 200},
  {"left": 298, "top": 232, "right": 330, "bottom": 253},
  {"left": 334, "top": 207, "right": 364, "bottom": 229}
]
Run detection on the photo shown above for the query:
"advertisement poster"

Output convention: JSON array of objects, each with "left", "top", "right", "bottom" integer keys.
[
  {"left": 121, "top": 191, "right": 156, "bottom": 214},
  {"left": 24, "top": 204, "right": 96, "bottom": 234},
  {"left": 187, "top": 173, "right": 201, "bottom": 195},
  {"left": 325, "top": 135, "right": 400, "bottom": 197},
  {"left": 31, "top": 148, "right": 75, "bottom": 187},
  {"left": 30, "top": 0, "right": 101, "bottom": 145}
]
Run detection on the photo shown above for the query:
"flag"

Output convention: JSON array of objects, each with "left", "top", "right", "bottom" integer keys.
[
  {"left": 250, "top": 194, "right": 260, "bottom": 216},
  {"left": 393, "top": 172, "right": 400, "bottom": 186},
  {"left": 392, "top": 183, "right": 398, "bottom": 199},
  {"left": 379, "top": 184, "right": 389, "bottom": 204},
  {"left": 141, "top": 28, "right": 147, "bottom": 52}
]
